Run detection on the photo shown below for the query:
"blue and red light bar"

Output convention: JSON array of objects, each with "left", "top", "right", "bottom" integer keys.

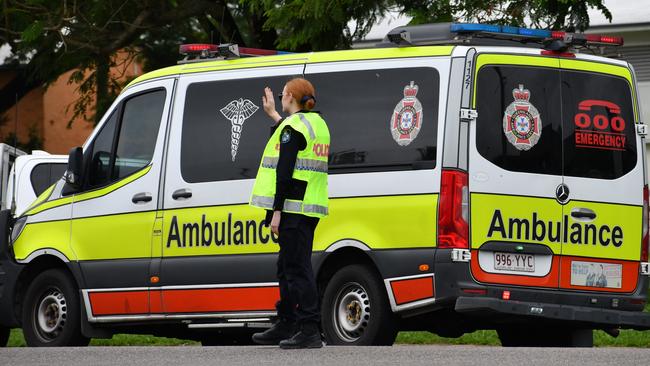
[{"left": 451, "top": 23, "right": 623, "bottom": 46}]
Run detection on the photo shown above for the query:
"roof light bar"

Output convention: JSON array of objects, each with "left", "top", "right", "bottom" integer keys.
[
  {"left": 179, "top": 44, "right": 219, "bottom": 54},
  {"left": 450, "top": 23, "right": 623, "bottom": 46},
  {"left": 178, "top": 43, "right": 293, "bottom": 64}
]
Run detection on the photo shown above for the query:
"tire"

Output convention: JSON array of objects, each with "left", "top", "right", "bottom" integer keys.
[
  {"left": 497, "top": 326, "right": 593, "bottom": 347},
  {"left": 0, "top": 326, "right": 9, "bottom": 347},
  {"left": 22, "top": 269, "right": 90, "bottom": 347},
  {"left": 322, "top": 264, "right": 397, "bottom": 345}
]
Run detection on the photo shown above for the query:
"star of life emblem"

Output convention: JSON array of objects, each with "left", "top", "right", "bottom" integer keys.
[
  {"left": 390, "top": 81, "right": 423, "bottom": 146},
  {"left": 503, "top": 84, "right": 541, "bottom": 151},
  {"left": 220, "top": 98, "right": 259, "bottom": 161}
]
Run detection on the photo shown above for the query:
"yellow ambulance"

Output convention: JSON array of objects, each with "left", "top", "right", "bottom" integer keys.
[{"left": 1, "top": 22, "right": 648, "bottom": 347}]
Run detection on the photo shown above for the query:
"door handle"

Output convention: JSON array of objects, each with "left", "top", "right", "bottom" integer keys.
[
  {"left": 172, "top": 188, "right": 192, "bottom": 200},
  {"left": 132, "top": 192, "right": 153, "bottom": 204},
  {"left": 570, "top": 208, "right": 596, "bottom": 220}
]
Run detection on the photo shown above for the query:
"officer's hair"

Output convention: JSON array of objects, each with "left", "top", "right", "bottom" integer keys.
[{"left": 286, "top": 78, "right": 316, "bottom": 110}]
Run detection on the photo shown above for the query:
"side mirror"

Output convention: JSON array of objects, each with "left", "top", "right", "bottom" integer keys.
[{"left": 65, "top": 147, "right": 84, "bottom": 188}]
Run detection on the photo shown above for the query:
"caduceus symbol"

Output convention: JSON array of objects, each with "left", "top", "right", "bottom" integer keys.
[{"left": 219, "top": 98, "right": 259, "bottom": 161}]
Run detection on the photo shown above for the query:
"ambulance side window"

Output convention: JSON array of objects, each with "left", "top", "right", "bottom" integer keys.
[
  {"left": 113, "top": 90, "right": 166, "bottom": 180},
  {"left": 561, "top": 71, "right": 636, "bottom": 179},
  {"left": 475, "top": 66, "right": 563, "bottom": 176},
  {"left": 87, "top": 111, "right": 118, "bottom": 188},
  {"left": 308, "top": 67, "right": 439, "bottom": 173},
  {"left": 86, "top": 89, "right": 166, "bottom": 189},
  {"left": 181, "top": 76, "right": 292, "bottom": 183}
]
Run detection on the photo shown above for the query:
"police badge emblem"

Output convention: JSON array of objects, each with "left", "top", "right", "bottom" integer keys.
[
  {"left": 503, "top": 84, "right": 541, "bottom": 151},
  {"left": 390, "top": 81, "right": 423, "bottom": 146}
]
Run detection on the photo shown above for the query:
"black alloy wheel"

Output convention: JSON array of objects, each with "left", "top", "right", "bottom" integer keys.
[
  {"left": 22, "top": 269, "right": 90, "bottom": 347},
  {"left": 322, "top": 264, "right": 398, "bottom": 345}
]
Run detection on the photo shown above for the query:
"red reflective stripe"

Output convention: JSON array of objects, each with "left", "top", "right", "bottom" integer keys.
[
  {"left": 89, "top": 291, "right": 149, "bottom": 316},
  {"left": 89, "top": 287, "right": 280, "bottom": 316},
  {"left": 161, "top": 287, "right": 279, "bottom": 313},
  {"left": 390, "top": 277, "right": 434, "bottom": 305}
]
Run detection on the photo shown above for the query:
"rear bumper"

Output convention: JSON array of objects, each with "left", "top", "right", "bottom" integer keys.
[{"left": 455, "top": 296, "right": 650, "bottom": 330}]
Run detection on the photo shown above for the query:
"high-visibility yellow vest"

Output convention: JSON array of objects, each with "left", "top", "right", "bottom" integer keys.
[{"left": 250, "top": 112, "right": 330, "bottom": 218}]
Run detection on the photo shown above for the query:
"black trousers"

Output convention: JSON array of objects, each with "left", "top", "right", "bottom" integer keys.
[{"left": 275, "top": 212, "right": 320, "bottom": 326}]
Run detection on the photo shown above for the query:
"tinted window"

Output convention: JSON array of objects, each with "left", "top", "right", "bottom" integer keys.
[
  {"left": 561, "top": 71, "right": 636, "bottom": 179},
  {"left": 86, "top": 89, "right": 166, "bottom": 189},
  {"left": 114, "top": 90, "right": 166, "bottom": 180},
  {"left": 181, "top": 76, "right": 297, "bottom": 183},
  {"left": 30, "top": 163, "right": 67, "bottom": 196},
  {"left": 476, "top": 66, "right": 562, "bottom": 175},
  {"left": 309, "top": 67, "right": 439, "bottom": 173},
  {"left": 87, "top": 111, "right": 118, "bottom": 188}
]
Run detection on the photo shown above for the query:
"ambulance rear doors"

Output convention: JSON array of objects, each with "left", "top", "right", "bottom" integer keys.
[{"left": 468, "top": 52, "right": 643, "bottom": 293}]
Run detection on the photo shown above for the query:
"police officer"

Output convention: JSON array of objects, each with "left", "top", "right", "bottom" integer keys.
[{"left": 250, "top": 78, "right": 330, "bottom": 349}]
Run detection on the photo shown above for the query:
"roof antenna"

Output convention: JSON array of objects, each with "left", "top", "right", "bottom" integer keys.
[
  {"left": 218, "top": 6, "right": 225, "bottom": 44},
  {"left": 11, "top": 93, "right": 18, "bottom": 215}
]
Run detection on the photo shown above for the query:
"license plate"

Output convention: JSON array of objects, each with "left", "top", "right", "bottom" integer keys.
[{"left": 493, "top": 252, "right": 535, "bottom": 272}]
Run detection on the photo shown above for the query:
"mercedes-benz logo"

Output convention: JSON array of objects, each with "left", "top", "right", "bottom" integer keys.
[{"left": 555, "top": 183, "right": 570, "bottom": 204}]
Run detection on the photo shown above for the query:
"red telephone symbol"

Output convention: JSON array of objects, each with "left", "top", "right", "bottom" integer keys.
[{"left": 575, "top": 99, "right": 625, "bottom": 132}]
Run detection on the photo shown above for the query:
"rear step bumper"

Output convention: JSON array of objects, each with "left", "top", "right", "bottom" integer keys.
[{"left": 455, "top": 296, "right": 650, "bottom": 330}]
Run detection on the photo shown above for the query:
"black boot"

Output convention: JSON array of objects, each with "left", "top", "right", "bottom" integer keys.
[
  {"left": 252, "top": 320, "right": 296, "bottom": 345},
  {"left": 279, "top": 323, "right": 323, "bottom": 349}
]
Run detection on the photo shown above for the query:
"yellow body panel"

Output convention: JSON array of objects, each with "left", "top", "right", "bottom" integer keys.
[
  {"left": 13, "top": 220, "right": 73, "bottom": 261},
  {"left": 471, "top": 193, "right": 563, "bottom": 254},
  {"left": 562, "top": 200, "right": 641, "bottom": 261},
  {"left": 162, "top": 194, "right": 438, "bottom": 258},
  {"left": 70, "top": 211, "right": 156, "bottom": 260},
  {"left": 471, "top": 193, "right": 642, "bottom": 261}
]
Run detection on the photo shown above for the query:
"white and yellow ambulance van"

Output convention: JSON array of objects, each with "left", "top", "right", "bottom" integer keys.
[{"left": 1, "top": 22, "right": 649, "bottom": 347}]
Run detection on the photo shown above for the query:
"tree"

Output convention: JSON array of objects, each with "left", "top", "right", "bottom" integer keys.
[
  {"left": 0, "top": 0, "right": 258, "bottom": 125},
  {"left": 249, "top": 0, "right": 611, "bottom": 50}
]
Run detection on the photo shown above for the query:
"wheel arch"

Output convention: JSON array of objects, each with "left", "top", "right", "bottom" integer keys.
[
  {"left": 316, "top": 240, "right": 381, "bottom": 295},
  {"left": 14, "top": 252, "right": 82, "bottom": 326}
]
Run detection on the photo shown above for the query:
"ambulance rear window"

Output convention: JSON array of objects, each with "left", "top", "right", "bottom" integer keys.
[
  {"left": 561, "top": 70, "right": 636, "bottom": 180},
  {"left": 475, "top": 66, "right": 563, "bottom": 176}
]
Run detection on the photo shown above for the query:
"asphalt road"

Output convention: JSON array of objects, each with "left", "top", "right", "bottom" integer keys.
[{"left": 2, "top": 345, "right": 650, "bottom": 366}]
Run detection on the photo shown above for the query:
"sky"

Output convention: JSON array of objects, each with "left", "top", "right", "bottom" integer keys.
[
  {"left": 364, "top": 0, "right": 650, "bottom": 39},
  {"left": 1, "top": 0, "right": 649, "bottom": 63}
]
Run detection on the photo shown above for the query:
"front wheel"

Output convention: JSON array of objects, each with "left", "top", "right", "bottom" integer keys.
[
  {"left": 22, "top": 269, "right": 89, "bottom": 347},
  {"left": 322, "top": 264, "right": 397, "bottom": 345},
  {"left": 0, "top": 326, "right": 9, "bottom": 347}
]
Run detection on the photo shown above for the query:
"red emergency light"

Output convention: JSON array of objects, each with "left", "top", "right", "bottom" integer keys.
[
  {"left": 179, "top": 44, "right": 219, "bottom": 54},
  {"left": 551, "top": 31, "right": 624, "bottom": 46}
]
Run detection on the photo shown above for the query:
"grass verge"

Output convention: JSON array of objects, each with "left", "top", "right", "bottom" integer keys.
[{"left": 7, "top": 328, "right": 650, "bottom": 347}]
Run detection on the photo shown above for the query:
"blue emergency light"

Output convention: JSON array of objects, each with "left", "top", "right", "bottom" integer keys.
[
  {"left": 451, "top": 23, "right": 552, "bottom": 38},
  {"left": 449, "top": 23, "right": 623, "bottom": 45}
]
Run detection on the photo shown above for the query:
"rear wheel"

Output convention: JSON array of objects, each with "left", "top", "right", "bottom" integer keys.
[
  {"left": 0, "top": 326, "right": 9, "bottom": 347},
  {"left": 322, "top": 264, "right": 397, "bottom": 345},
  {"left": 22, "top": 269, "right": 89, "bottom": 347},
  {"left": 497, "top": 326, "right": 593, "bottom": 347}
]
